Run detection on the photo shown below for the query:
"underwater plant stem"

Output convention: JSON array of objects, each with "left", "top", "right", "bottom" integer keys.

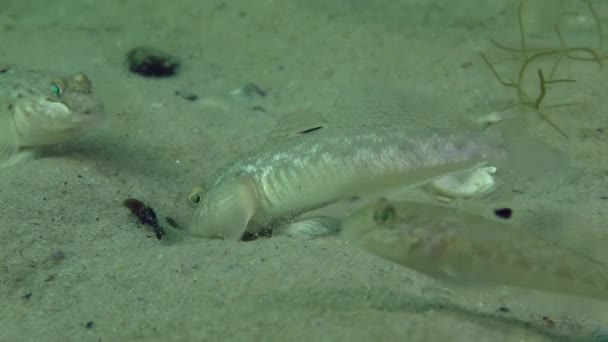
[
  {"left": 534, "top": 69, "right": 546, "bottom": 110},
  {"left": 481, "top": 0, "right": 607, "bottom": 138},
  {"left": 518, "top": 0, "right": 529, "bottom": 58},
  {"left": 586, "top": 0, "right": 603, "bottom": 50}
]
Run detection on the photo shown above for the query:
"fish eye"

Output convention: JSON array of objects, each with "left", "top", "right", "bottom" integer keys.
[
  {"left": 373, "top": 202, "right": 397, "bottom": 225},
  {"left": 50, "top": 80, "right": 65, "bottom": 97},
  {"left": 187, "top": 187, "right": 204, "bottom": 208}
]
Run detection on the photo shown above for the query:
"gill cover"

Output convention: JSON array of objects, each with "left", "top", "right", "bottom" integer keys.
[{"left": 188, "top": 177, "right": 259, "bottom": 240}]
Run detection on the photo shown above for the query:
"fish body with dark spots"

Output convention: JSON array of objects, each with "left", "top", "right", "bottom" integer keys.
[{"left": 342, "top": 199, "right": 608, "bottom": 301}]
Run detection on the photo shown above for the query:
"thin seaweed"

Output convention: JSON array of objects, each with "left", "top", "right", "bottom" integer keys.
[{"left": 480, "top": 0, "right": 608, "bottom": 137}]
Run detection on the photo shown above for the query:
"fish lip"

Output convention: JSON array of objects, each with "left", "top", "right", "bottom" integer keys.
[{"left": 45, "top": 95, "right": 104, "bottom": 119}]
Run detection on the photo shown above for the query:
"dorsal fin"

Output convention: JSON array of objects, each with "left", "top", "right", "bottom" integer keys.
[
  {"left": 325, "top": 81, "right": 498, "bottom": 134},
  {"left": 262, "top": 109, "right": 328, "bottom": 148}
]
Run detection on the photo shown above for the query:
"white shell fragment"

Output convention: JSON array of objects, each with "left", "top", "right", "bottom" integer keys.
[
  {"left": 473, "top": 111, "right": 506, "bottom": 127},
  {"left": 429, "top": 166, "right": 497, "bottom": 199},
  {"left": 280, "top": 216, "right": 342, "bottom": 240}
]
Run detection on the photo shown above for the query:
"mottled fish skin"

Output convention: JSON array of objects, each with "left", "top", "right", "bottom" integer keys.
[
  {"left": 188, "top": 127, "right": 508, "bottom": 240},
  {"left": 0, "top": 68, "right": 105, "bottom": 158},
  {"left": 342, "top": 199, "right": 608, "bottom": 300}
]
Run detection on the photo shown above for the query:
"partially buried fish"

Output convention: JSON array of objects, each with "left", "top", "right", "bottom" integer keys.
[
  {"left": 186, "top": 110, "right": 517, "bottom": 240},
  {"left": 342, "top": 198, "right": 608, "bottom": 300},
  {"left": 0, "top": 68, "right": 105, "bottom": 168}
]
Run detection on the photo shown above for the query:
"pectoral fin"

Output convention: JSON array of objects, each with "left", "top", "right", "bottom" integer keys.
[
  {"left": 0, "top": 102, "right": 34, "bottom": 169},
  {"left": 0, "top": 146, "right": 37, "bottom": 169}
]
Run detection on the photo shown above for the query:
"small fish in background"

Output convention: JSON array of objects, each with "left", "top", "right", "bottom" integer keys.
[
  {"left": 341, "top": 198, "right": 608, "bottom": 301},
  {"left": 0, "top": 67, "right": 105, "bottom": 168}
]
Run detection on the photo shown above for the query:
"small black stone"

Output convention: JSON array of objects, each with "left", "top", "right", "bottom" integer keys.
[
  {"left": 21, "top": 292, "right": 32, "bottom": 299},
  {"left": 165, "top": 217, "right": 180, "bottom": 229},
  {"left": 85, "top": 321, "right": 94, "bottom": 329},
  {"left": 126, "top": 46, "right": 180, "bottom": 78},
  {"left": 174, "top": 90, "right": 199, "bottom": 101},
  {"left": 240, "top": 229, "right": 272, "bottom": 241},
  {"left": 50, "top": 249, "right": 65, "bottom": 261},
  {"left": 241, "top": 83, "right": 267, "bottom": 97},
  {"left": 497, "top": 306, "right": 510, "bottom": 313},
  {"left": 494, "top": 207, "right": 513, "bottom": 219}
]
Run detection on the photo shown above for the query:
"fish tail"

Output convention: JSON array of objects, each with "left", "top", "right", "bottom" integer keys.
[
  {"left": 454, "top": 226, "right": 608, "bottom": 300},
  {"left": 484, "top": 116, "right": 572, "bottom": 180}
]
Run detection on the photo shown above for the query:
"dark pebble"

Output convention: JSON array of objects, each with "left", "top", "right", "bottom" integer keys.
[
  {"left": 496, "top": 306, "right": 510, "bottom": 313},
  {"left": 85, "top": 321, "right": 94, "bottom": 329},
  {"left": 175, "top": 90, "right": 199, "bottom": 101},
  {"left": 241, "top": 83, "right": 267, "bottom": 97},
  {"left": 165, "top": 217, "right": 180, "bottom": 229},
  {"left": 126, "top": 46, "right": 180, "bottom": 77},
  {"left": 494, "top": 207, "right": 512, "bottom": 219},
  {"left": 50, "top": 249, "right": 65, "bottom": 261},
  {"left": 241, "top": 229, "right": 272, "bottom": 241}
]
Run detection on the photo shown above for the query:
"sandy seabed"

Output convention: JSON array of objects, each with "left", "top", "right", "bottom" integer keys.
[{"left": 1, "top": 0, "right": 608, "bottom": 341}]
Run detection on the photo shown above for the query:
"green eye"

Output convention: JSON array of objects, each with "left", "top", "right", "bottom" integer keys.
[
  {"left": 50, "top": 83, "right": 62, "bottom": 96},
  {"left": 373, "top": 203, "right": 396, "bottom": 225}
]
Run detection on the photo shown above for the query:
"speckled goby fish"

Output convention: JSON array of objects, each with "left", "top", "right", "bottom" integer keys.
[
  {"left": 342, "top": 199, "right": 608, "bottom": 300},
  {"left": 186, "top": 110, "right": 511, "bottom": 240},
  {"left": 0, "top": 67, "right": 105, "bottom": 168}
]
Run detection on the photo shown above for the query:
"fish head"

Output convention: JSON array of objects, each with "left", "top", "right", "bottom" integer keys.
[
  {"left": 341, "top": 198, "right": 400, "bottom": 241},
  {"left": 11, "top": 71, "right": 105, "bottom": 146},
  {"left": 187, "top": 177, "right": 259, "bottom": 240}
]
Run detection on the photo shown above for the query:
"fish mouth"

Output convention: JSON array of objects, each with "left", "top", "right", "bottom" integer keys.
[
  {"left": 60, "top": 103, "right": 102, "bottom": 118},
  {"left": 24, "top": 97, "right": 104, "bottom": 135},
  {"left": 44, "top": 94, "right": 105, "bottom": 127},
  {"left": 48, "top": 96, "right": 102, "bottom": 114}
]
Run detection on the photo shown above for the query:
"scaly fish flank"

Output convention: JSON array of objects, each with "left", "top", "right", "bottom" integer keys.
[
  {"left": 342, "top": 199, "right": 608, "bottom": 300},
  {"left": 188, "top": 114, "right": 509, "bottom": 240},
  {"left": 0, "top": 68, "right": 105, "bottom": 168}
]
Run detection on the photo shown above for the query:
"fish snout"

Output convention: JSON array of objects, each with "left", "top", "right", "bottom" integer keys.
[{"left": 188, "top": 177, "right": 259, "bottom": 240}]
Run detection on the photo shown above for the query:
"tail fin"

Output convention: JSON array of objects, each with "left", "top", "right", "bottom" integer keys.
[{"left": 484, "top": 115, "right": 575, "bottom": 188}]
